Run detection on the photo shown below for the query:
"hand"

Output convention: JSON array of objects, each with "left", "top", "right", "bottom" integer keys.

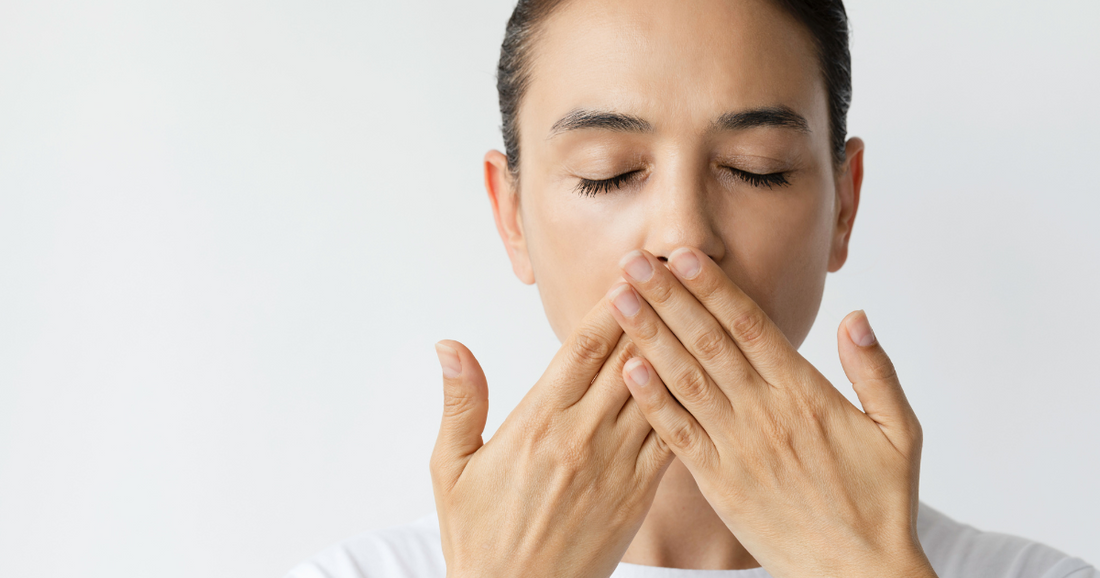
[
  {"left": 430, "top": 291, "right": 675, "bottom": 578},
  {"left": 606, "top": 248, "right": 936, "bottom": 578}
]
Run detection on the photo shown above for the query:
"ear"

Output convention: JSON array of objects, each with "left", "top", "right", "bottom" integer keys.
[
  {"left": 828, "top": 137, "right": 865, "bottom": 273},
  {"left": 484, "top": 150, "right": 535, "bottom": 284}
]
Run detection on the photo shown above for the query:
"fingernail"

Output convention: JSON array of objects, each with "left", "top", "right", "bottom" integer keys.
[
  {"left": 848, "top": 311, "right": 877, "bottom": 347},
  {"left": 434, "top": 342, "right": 462, "bottom": 378},
  {"left": 620, "top": 251, "right": 654, "bottom": 282},
  {"left": 669, "top": 248, "right": 701, "bottom": 279},
  {"left": 609, "top": 284, "right": 641, "bottom": 317},
  {"left": 625, "top": 357, "right": 650, "bottom": 387}
]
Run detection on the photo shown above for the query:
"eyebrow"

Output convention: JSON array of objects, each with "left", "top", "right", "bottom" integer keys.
[
  {"left": 711, "top": 106, "right": 810, "bottom": 134},
  {"left": 548, "top": 109, "right": 653, "bottom": 138},
  {"left": 546, "top": 105, "right": 810, "bottom": 138}
]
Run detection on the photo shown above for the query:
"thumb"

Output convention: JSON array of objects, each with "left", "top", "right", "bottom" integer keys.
[
  {"left": 838, "top": 311, "right": 921, "bottom": 454},
  {"left": 430, "top": 339, "right": 489, "bottom": 487}
]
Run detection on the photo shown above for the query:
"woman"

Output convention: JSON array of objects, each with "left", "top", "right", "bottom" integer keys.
[{"left": 288, "top": 0, "right": 1097, "bottom": 576}]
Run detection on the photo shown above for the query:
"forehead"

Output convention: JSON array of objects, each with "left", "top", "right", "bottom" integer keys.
[{"left": 520, "top": 0, "right": 827, "bottom": 141}]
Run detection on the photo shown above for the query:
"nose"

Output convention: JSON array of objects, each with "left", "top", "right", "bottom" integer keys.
[{"left": 644, "top": 179, "right": 726, "bottom": 265}]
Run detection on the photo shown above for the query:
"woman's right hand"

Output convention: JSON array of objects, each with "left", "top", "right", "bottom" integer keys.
[{"left": 430, "top": 289, "right": 674, "bottom": 578}]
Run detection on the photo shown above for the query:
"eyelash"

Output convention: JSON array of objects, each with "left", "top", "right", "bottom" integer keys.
[
  {"left": 727, "top": 167, "right": 791, "bottom": 189},
  {"left": 574, "top": 167, "right": 791, "bottom": 197},
  {"left": 575, "top": 170, "right": 642, "bottom": 197}
]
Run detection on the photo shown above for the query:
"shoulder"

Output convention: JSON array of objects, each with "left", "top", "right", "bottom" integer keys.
[
  {"left": 284, "top": 513, "right": 445, "bottom": 578},
  {"left": 917, "top": 502, "right": 1097, "bottom": 578}
]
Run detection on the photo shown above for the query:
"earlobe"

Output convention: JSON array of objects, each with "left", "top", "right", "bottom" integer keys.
[
  {"left": 828, "top": 137, "right": 865, "bottom": 273},
  {"left": 484, "top": 150, "right": 535, "bottom": 285}
]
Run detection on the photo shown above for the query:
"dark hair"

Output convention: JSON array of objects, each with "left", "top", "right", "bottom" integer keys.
[{"left": 495, "top": 0, "right": 852, "bottom": 182}]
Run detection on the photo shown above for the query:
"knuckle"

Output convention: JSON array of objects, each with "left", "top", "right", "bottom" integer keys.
[
  {"left": 652, "top": 429, "right": 672, "bottom": 455},
  {"left": 442, "top": 389, "right": 479, "bottom": 419},
  {"left": 908, "top": 416, "right": 924, "bottom": 448},
  {"left": 428, "top": 449, "right": 449, "bottom": 478},
  {"left": 611, "top": 339, "right": 640, "bottom": 374},
  {"left": 692, "top": 328, "right": 729, "bottom": 365},
  {"left": 647, "top": 278, "right": 675, "bottom": 305},
  {"left": 634, "top": 317, "right": 661, "bottom": 343},
  {"left": 891, "top": 419, "right": 924, "bottom": 459},
  {"left": 428, "top": 450, "right": 456, "bottom": 491},
  {"left": 730, "top": 363, "right": 758, "bottom": 389},
  {"left": 664, "top": 420, "right": 697, "bottom": 452},
  {"left": 697, "top": 274, "right": 722, "bottom": 301},
  {"left": 673, "top": 366, "right": 711, "bottom": 405},
  {"left": 570, "top": 329, "right": 614, "bottom": 365},
  {"left": 730, "top": 309, "right": 768, "bottom": 346},
  {"left": 867, "top": 354, "right": 899, "bottom": 382},
  {"left": 617, "top": 338, "right": 638, "bottom": 364}
]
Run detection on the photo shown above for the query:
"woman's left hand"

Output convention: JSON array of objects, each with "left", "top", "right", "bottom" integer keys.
[{"left": 606, "top": 248, "right": 937, "bottom": 578}]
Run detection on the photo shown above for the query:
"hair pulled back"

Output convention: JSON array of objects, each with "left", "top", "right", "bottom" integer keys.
[{"left": 495, "top": 0, "right": 852, "bottom": 181}]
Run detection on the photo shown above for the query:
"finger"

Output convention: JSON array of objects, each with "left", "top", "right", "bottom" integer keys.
[
  {"left": 608, "top": 282, "right": 733, "bottom": 426},
  {"left": 622, "top": 356, "right": 716, "bottom": 469},
  {"left": 535, "top": 290, "right": 625, "bottom": 408},
  {"left": 577, "top": 331, "right": 639, "bottom": 422},
  {"left": 430, "top": 340, "right": 489, "bottom": 490},
  {"left": 635, "top": 429, "right": 676, "bottom": 482},
  {"left": 618, "top": 249, "right": 762, "bottom": 398},
  {"left": 614, "top": 394, "right": 657, "bottom": 448},
  {"left": 837, "top": 311, "right": 922, "bottom": 454},
  {"left": 664, "top": 247, "right": 798, "bottom": 381}
]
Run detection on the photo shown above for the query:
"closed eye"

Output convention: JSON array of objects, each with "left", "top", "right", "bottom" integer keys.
[
  {"left": 574, "top": 166, "right": 790, "bottom": 197},
  {"left": 726, "top": 167, "right": 791, "bottom": 188},
  {"left": 574, "top": 170, "right": 643, "bottom": 197}
]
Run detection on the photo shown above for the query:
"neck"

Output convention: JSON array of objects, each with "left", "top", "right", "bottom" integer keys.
[{"left": 621, "top": 458, "right": 760, "bottom": 570}]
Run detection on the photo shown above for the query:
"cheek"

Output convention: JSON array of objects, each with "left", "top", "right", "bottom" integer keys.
[
  {"left": 720, "top": 187, "right": 834, "bottom": 347},
  {"left": 523, "top": 194, "right": 642, "bottom": 342}
]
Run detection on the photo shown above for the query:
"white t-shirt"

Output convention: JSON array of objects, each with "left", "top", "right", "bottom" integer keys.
[{"left": 285, "top": 502, "right": 1097, "bottom": 578}]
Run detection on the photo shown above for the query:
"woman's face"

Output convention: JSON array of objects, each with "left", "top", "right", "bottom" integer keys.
[{"left": 485, "top": 0, "right": 863, "bottom": 348}]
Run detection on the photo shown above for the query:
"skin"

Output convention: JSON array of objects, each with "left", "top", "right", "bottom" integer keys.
[
  {"left": 430, "top": 0, "right": 938, "bottom": 576},
  {"left": 607, "top": 248, "right": 933, "bottom": 576},
  {"left": 503, "top": 0, "right": 844, "bottom": 344}
]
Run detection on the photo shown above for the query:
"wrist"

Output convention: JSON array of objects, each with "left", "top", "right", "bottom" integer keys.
[{"left": 844, "top": 547, "right": 937, "bottom": 578}]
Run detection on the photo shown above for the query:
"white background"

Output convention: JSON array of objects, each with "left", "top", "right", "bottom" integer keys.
[{"left": 1, "top": 1, "right": 1097, "bottom": 576}]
